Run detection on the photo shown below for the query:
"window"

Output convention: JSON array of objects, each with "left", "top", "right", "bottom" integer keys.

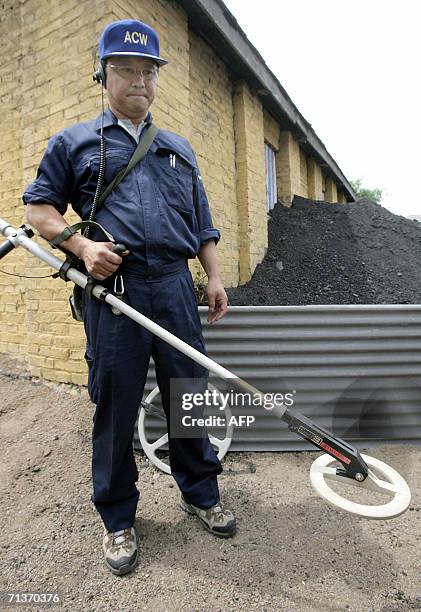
[{"left": 265, "top": 143, "right": 277, "bottom": 211}]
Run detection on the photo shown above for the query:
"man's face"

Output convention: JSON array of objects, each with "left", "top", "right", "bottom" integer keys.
[{"left": 105, "top": 56, "right": 158, "bottom": 121}]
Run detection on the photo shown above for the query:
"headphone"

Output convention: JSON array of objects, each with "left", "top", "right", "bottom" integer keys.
[
  {"left": 92, "top": 47, "right": 106, "bottom": 86},
  {"left": 93, "top": 61, "right": 106, "bottom": 87}
]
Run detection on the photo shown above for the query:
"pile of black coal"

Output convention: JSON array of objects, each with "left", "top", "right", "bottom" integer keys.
[{"left": 226, "top": 195, "right": 421, "bottom": 305}]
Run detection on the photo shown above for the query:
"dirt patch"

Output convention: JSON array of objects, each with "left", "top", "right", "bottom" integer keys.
[
  {"left": 0, "top": 355, "right": 420, "bottom": 612},
  {"left": 227, "top": 197, "right": 421, "bottom": 305}
]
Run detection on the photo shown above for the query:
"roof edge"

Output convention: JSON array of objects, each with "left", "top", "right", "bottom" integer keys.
[{"left": 177, "top": 0, "right": 356, "bottom": 200}]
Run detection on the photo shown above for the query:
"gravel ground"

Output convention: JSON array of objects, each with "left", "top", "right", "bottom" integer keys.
[
  {"left": 226, "top": 197, "right": 421, "bottom": 305},
  {"left": 0, "top": 355, "right": 420, "bottom": 612}
]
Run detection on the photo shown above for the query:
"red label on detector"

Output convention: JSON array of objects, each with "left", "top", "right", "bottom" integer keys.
[{"left": 320, "top": 442, "right": 351, "bottom": 464}]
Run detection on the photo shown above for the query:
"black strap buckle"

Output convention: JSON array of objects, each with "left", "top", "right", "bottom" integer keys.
[
  {"left": 57, "top": 256, "right": 95, "bottom": 300},
  {"left": 57, "top": 257, "right": 74, "bottom": 281},
  {"left": 84, "top": 275, "right": 96, "bottom": 299}
]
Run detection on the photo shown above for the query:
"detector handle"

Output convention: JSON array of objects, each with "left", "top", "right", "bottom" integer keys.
[{"left": 112, "top": 243, "right": 127, "bottom": 256}]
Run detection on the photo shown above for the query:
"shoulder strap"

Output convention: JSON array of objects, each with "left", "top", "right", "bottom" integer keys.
[{"left": 97, "top": 123, "right": 158, "bottom": 208}]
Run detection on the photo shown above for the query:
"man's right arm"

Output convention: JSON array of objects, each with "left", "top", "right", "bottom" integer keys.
[{"left": 26, "top": 203, "right": 125, "bottom": 281}]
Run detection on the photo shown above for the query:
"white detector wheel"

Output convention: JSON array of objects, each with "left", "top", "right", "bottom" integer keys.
[
  {"left": 310, "top": 452, "right": 411, "bottom": 520},
  {"left": 138, "top": 384, "right": 233, "bottom": 474}
]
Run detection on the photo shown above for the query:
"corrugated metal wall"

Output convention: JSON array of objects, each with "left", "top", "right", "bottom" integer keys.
[{"left": 134, "top": 305, "right": 421, "bottom": 451}]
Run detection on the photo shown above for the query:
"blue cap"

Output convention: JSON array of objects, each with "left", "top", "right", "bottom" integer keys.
[{"left": 98, "top": 20, "right": 168, "bottom": 66}]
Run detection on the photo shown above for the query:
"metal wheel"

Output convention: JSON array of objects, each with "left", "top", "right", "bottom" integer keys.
[{"left": 138, "top": 383, "right": 234, "bottom": 474}]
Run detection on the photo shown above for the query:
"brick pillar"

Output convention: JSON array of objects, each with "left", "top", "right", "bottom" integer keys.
[
  {"left": 277, "top": 131, "right": 301, "bottom": 206},
  {"left": 307, "top": 158, "right": 324, "bottom": 200},
  {"left": 233, "top": 80, "right": 267, "bottom": 283},
  {"left": 325, "top": 177, "right": 338, "bottom": 203},
  {"left": 299, "top": 149, "right": 308, "bottom": 197},
  {"left": 337, "top": 191, "right": 347, "bottom": 204}
]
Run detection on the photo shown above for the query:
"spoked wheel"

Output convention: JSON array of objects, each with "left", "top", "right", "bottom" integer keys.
[
  {"left": 310, "top": 452, "right": 411, "bottom": 519},
  {"left": 138, "top": 383, "right": 234, "bottom": 474}
]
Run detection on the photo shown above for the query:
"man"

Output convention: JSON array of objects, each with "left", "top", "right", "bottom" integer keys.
[{"left": 23, "top": 19, "right": 236, "bottom": 576}]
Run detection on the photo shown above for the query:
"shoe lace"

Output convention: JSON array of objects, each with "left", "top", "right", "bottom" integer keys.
[
  {"left": 210, "top": 504, "right": 225, "bottom": 520},
  {"left": 110, "top": 529, "right": 133, "bottom": 552}
]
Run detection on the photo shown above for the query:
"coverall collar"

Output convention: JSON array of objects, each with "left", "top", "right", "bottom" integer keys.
[{"left": 95, "top": 107, "right": 153, "bottom": 131}]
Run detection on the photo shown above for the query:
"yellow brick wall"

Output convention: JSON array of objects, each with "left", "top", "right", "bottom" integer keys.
[
  {"left": 0, "top": 0, "right": 110, "bottom": 382},
  {"left": 233, "top": 80, "right": 267, "bottom": 283},
  {"left": 0, "top": 0, "right": 347, "bottom": 384},
  {"left": 0, "top": 1, "right": 26, "bottom": 359},
  {"left": 188, "top": 30, "right": 239, "bottom": 286}
]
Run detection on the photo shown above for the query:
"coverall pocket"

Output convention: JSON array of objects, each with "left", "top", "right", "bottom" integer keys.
[
  {"left": 153, "top": 147, "right": 194, "bottom": 210},
  {"left": 84, "top": 351, "right": 99, "bottom": 405},
  {"left": 86, "top": 150, "right": 131, "bottom": 184}
]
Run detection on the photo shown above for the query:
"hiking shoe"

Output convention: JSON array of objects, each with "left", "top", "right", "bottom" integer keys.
[
  {"left": 102, "top": 526, "right": 138, "bottom": 575},
  {"left": 180, "top": 496, "right": 236, "bottom": 538}
]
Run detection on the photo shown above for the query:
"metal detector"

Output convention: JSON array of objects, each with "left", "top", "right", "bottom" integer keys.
[{"left": 0, "top": 219, "right": 412, "bottom": 520}]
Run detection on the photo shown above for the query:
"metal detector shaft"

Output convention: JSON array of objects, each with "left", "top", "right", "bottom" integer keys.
[{"left": 0, "top": 218, "right": 369, "bottom": 478}]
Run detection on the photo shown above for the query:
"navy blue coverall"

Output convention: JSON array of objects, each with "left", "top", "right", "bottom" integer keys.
[{"left": 23, "top": 108, "right": 223, "bottom": 532}]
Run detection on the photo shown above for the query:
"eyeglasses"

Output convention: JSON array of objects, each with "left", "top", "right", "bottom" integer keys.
[{"left": 107, "top": 64, "right": 158, "bottom": 82}]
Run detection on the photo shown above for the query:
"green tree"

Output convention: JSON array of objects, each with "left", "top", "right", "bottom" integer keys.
[{"left": 350, "top": 178, "right": 383, "bottom": 204}]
